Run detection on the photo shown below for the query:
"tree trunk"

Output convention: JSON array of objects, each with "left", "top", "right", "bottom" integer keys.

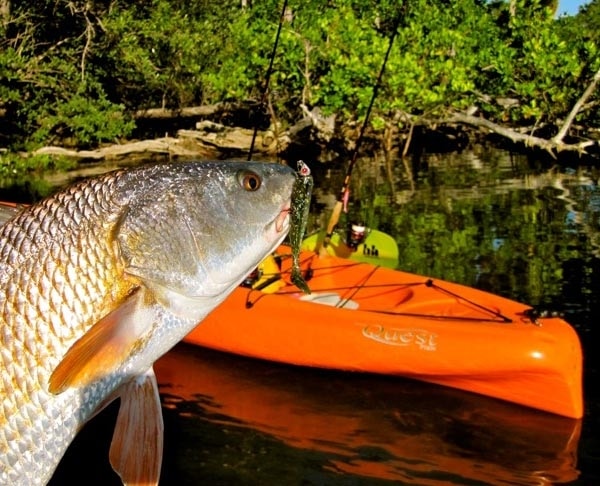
[{"left": 553, "top": 66, "right": 600, "bottom": 144}]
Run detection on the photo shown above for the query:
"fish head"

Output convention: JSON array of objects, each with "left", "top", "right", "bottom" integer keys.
[{"left": 116, "top": 161, "right": 295, "bottom": 318}]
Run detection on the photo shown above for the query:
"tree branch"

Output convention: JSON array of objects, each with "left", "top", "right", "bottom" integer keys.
[
  {"left": 81, "top": 10, "right": 94, "bottom": 82},
  {"left": 132, "top": 102, "right": 246, "bottom": 120},
  {"left": 448, "top": 112, "right": 596, "bottom": 156},
  {"left": 553, "top": 66, "right": 600, "bottom": 143}
]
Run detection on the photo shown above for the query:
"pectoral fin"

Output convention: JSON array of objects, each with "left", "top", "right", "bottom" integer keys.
[
  {"left": 49, "top": 287, "right": 155, "bottom": 394},
  {"left": 110, "top": 368, "right": 164, "bottom": 486}
]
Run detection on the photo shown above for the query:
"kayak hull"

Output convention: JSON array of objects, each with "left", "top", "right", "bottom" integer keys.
[{"left": 184, "top": 246, "right": 583, "bottom": 418}]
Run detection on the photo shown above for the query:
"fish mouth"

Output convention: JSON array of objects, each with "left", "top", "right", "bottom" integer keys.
[{"left": 275, "top": 203, "right": 291, "bottom": 233}]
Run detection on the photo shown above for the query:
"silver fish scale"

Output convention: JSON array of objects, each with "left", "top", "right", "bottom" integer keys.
[{"left": 0, "top": 176, "right": 132, "bottom": 485}]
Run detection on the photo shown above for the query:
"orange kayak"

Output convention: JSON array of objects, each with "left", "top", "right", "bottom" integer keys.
[
  {"left": 184, "top": 245, "right": 583, "bottom": 419},
  {"left": 0, "top": 202, "right": 583, "bottom": 418}
]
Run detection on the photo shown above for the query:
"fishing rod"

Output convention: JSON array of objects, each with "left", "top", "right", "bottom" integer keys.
[
  {"left": 248, "top": 0, "right": 289, "bottom": 161},
  {"left": 318, "top": 14, "right": 401, "bottom": 254}
]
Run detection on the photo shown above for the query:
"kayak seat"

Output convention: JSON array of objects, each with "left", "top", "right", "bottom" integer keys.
[{"left": 299, "top": 292, "right": 359, "bottom": 310}]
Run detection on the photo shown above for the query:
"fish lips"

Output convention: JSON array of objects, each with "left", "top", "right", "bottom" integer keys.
[{"left": 275, "top": 203, "right": 292, "bottom": 233}]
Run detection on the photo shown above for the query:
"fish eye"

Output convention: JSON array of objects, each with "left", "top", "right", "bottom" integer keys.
[{"left": 238, "top": 170, "right": 262, "bottom": 192}]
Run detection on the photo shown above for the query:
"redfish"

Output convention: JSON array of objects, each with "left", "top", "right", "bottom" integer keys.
[{"left": 0, "top": 161, "right": 295, "bottom": 485}]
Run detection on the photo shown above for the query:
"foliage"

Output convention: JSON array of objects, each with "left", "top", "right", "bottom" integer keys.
[
  {"left": 556, "top": 0, "right": 600, "bottom": 126},
  {"left": 383, "top": 1, "right": 503, "bottom": 120},
  {"left": 0, "top": 0, "right": 599, "bottom": 161},
  {"left": 489, "top": 0, "right": 585, "bottom": 124},
  {"left": 0, "top": 152, "right": 76, "bottom": 198},
  {"left": 0, "top": 1, "right": 134, "bottom": 150}
]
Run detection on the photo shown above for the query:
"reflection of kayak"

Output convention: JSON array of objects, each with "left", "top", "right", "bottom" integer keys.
[
  {"left": 155, "top": 344, "right": 582, "bottom": 484},
  {"left": 184, "top": 245, "right": 583, "bottom": 419}
]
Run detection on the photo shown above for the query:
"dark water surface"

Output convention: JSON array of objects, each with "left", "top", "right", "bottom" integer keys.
[{"left": 15, "top": 148, "right": 599, "bottom": 484}]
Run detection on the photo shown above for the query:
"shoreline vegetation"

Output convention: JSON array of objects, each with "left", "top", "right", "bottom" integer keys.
[
  {"left": 29, "top": 83, "right": 600, "bottom": 162},
  {"left": 1, "top": 0, "right": 600, "bottom": 178}
]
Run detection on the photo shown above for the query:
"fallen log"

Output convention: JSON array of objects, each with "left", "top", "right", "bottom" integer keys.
[
  {"left": 177, "top": 122, "right": 288, "bottom": 155},
  {"left": 30, "top": 126, "right": 299, "bottom": 162},
  {"left": 132, "top": 102, "right": 251, "bottom": 120},
  {"left": 29, "top": 107, "right": 331, "bottom": 162},
  {"left": 447, "top": 112, "right": 597, "bottom": 157},
  {"left": 33, "top": 137, "right": 215, "bottom": 161}
]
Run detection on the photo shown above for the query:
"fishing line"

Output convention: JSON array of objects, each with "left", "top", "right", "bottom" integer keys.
[
  {"left": 248, "top": 0, "right": 289, "bottom": 161},
  {"left": 345, "top": 20, "right": 399, "bottom": 182},
  {"left": 320, "top": 9, "right": 405, "bottom": 251}
]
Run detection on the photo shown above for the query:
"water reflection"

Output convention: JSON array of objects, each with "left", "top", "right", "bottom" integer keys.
[
  {"left": 309, "top": 149, "right": 600, "bottom": 310},
  {"left": 156, "top": 344, "right": 581, "bottom": 485}
]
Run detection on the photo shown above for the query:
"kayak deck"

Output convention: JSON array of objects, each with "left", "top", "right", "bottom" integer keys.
[{"left": 184, "top": 246, "right": 583, "bottom": 419}]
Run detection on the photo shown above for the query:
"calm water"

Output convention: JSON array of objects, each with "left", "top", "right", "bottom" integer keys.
[{"left": 6, "top": 147, "right": 598, "bottom": 485}]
